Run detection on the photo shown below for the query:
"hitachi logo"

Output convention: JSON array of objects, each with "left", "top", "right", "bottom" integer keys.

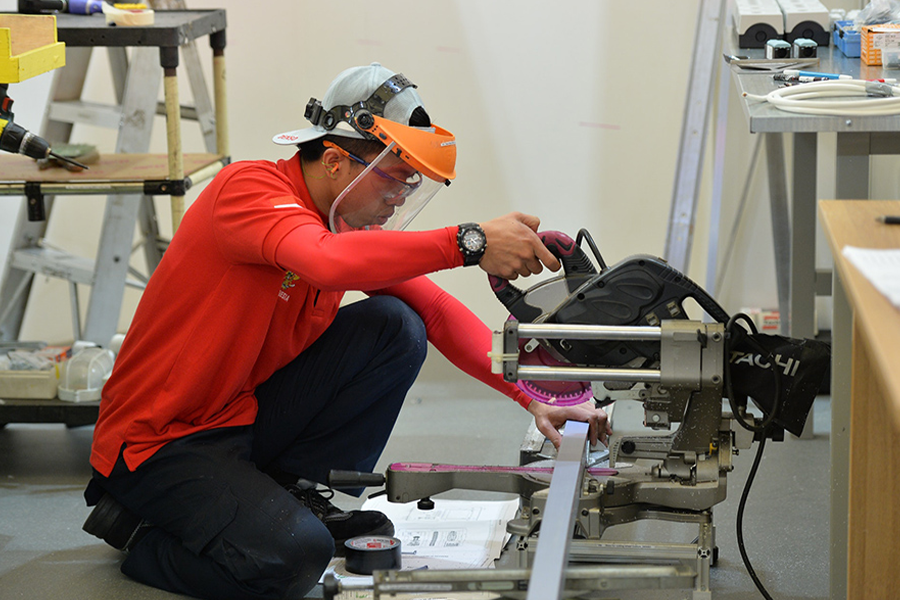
[{"left": 729, "top": 351, "right": 800, "bottom": 377}]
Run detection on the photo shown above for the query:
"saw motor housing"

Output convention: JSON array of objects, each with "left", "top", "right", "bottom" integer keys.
[{"left": 524, "top": 253, "right": 729, "bottom": 369}]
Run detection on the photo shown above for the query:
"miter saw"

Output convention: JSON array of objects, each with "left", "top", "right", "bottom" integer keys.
[{"left": 324, "top": 230, "right": 830, "bottom": 600}]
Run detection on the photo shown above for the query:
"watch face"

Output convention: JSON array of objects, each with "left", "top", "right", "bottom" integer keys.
[{"left": 462, "top": 229, "right": 485, "bottom": 251}]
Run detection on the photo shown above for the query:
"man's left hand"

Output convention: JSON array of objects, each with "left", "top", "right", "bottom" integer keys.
[{"left": 527, "top": 399, "right": 611, "bottom": 449}]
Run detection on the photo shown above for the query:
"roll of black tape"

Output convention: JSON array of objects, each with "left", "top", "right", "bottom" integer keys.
[{"left": 344, "top": 536, "right": 402, "bottom": 575}]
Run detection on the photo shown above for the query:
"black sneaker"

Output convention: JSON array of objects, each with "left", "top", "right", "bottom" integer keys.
[
  {"left": 82, "top": 493, "right": 149, "bottom": 552},
  {"left": 287, "top": 483, "right": 393, "bottom": 554}
]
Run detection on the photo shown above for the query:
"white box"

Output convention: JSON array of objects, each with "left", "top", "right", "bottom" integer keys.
[
  {"left": 734, "top": 0, "right": 784, "bottom": 36},
  {"left": 0, "top": 368, "right": 60, "bottom": 399}
]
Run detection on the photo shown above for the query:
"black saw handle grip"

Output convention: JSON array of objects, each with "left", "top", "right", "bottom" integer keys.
[
  {"left": 489, "top": 230, "right": 597, "bottom": 323},
  {"left": 328, "top": 470, "right": 386, "bottom": 489}
]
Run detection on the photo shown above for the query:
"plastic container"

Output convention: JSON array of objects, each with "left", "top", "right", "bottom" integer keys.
[
  {"left": 833, "top": 20, "right": 861, "bottom": 58},
  {"left": 882, "top": 48, "right": 900, "bottom": 69},
  {"left": 0, "top": 369, "right": 59, "bottom": 399},
  {"left": 58, "top": 347, "right": 115, "bottom": 403}
]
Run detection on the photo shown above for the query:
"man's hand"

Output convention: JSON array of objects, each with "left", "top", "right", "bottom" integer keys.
[
  {"left": 478, "top": 212, "right": 561, "bottom": 280},
  {"left": 527, "top": 399, "right": 612, "bottom": 449}
]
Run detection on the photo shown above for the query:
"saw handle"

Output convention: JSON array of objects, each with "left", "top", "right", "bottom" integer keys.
[
  {"left": 328, "top": 470, "right": 386, "bottom": 489},
  {"left": 489, "top": 230, "right": 596, "bottom": 322}
]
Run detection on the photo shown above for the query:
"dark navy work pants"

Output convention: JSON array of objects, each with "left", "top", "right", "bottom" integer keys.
[{"left": 87, "top": 296, "right": 427, "bottom": 600}]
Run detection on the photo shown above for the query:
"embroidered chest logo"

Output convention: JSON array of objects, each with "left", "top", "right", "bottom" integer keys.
[{"left": 279, "top": 271, "right": 301, "bottom": 301}]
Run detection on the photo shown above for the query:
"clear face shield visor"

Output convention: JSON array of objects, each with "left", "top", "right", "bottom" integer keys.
[
  {"left": 326, "top": 115, "right": 456, "bottom": 233},
  {"left": 328, "top": 141, "right": 446, "bottom": 233}
]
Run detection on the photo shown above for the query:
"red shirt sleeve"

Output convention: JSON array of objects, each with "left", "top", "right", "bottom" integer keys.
[
  {"left": 275, "top": 224, "right": 465, "bottom": 291},
  {"left": 371, "top": 276, "right": 532, "bottom": 409}
]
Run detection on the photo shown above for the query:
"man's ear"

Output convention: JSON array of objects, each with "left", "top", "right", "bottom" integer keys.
[{"left": 321, "top": 147, "right": 343, "bottom": 177}]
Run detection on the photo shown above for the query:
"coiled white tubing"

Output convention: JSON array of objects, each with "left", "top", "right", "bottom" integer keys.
[{"left": 743, "top": 79, "right": 900, "bottom": 116}]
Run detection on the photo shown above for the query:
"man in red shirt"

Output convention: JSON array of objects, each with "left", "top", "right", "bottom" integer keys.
[{"left": 83, "top": 63, "right": 610, "bottom": 599}]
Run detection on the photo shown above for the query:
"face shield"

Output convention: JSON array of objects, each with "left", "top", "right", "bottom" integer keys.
[
  {"left": 326, "top": 116, "right": 455, "bottom": 232},
  {"left": 325, "top": 141, "right": 444, "bottom": 233},
  {"left": 299, "top": 73, "right": 456, "bottom": 233}
]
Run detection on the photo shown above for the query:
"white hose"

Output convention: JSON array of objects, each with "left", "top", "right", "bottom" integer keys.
[{"left": 743, "top": 79, "right": 900, "bottom": 116}]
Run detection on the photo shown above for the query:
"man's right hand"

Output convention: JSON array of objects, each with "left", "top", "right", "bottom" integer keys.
[{"left": 478, "top": 212, "right": 561, "bottom": 280}]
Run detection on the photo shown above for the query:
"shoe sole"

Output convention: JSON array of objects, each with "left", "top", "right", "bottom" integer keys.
[
  {"left": 82, "top": 494, "right": 137, "bottom": 550},
  {"left": 82, "top": 495, "right": 119, "bottom": 538}
]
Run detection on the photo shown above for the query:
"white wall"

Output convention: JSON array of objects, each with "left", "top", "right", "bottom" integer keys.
[{"left": 1, "top": 0, "right": 895, "bottom": 380}]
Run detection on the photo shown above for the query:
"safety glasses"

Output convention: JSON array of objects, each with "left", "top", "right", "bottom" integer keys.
[{"left": 323, "top": 141, "right": 422, "bottom": 199}]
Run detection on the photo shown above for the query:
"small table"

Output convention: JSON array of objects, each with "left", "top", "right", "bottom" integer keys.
[
  {"left": 819, "top": 199, "right": 900, "bottom": 600},
  {"left": 51, "top": 9, "right": 229, "bottom": 230},
  {"left": 729, "top": 43, "right": 900, "bottom": 343}
]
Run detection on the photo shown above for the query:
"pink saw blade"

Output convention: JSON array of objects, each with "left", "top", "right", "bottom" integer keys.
[
  {"left": 509, "top": 317, "right": 593, "bottom": 407},
  {"left": 516, "top": 342, "right": 594, "bottom": 406}
]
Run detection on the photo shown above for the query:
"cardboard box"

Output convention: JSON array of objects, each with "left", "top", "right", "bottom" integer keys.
[
  {"left": 739, "top": 308, "right": 782, "bottom": 333},
  {"left": 34, "top": 345, "right": 71, "bottom": 363},
  {"left": 861, "top": 23, "right": 900, "bottom": 66}
]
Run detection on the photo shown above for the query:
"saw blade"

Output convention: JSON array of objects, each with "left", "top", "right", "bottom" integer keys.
[
  {"left": 516, "top": 338, "right": 593, "bottom": 406},
  {"left": 504, "top": 274, "right": 597, "bottom": 406}
]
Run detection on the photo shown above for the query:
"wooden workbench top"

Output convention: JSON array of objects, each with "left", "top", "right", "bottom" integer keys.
[
  {"left": 0, "top": 152, "right": 225, "bottom": 183},
  {"left": 819, "top": 199, "right": 900, "bottom": 429}
]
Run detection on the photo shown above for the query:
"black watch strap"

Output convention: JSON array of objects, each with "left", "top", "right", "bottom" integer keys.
[{"left": 456, "top": 222, "right": 486, "bottom": 266}]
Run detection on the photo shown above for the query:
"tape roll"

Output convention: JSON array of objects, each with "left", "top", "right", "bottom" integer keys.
[
  {"left": 102, "top": 3, "right": 155, "bottom": 26},
  {"left": 343, "top": 535, "right": 402, "bottom": 575}
]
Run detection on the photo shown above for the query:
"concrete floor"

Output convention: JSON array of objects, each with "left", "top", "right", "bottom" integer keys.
[{"left": 0, "top": 378, "right": 831, "bottom": 600}]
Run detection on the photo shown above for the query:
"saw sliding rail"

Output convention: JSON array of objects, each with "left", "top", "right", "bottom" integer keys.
[{"left": 495, "top": 322, "right": 665, "bottom": 384}]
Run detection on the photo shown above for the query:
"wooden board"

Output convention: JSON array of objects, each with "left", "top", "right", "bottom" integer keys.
[{"left": 0, "top": 152, "right": 226, "bottom": 183}]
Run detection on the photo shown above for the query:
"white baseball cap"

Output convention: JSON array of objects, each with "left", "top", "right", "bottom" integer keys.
[{"left": 272, "top": 62, "right": 430, "bottom": 146}]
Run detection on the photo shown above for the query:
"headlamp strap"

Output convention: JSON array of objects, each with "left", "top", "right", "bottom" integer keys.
[{"left": 304, "top": 74, "right": 417, "bottom": 137}]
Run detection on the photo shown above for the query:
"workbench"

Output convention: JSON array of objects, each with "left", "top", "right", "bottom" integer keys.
[
  {"left": 819, "top": 199, "right": 900, "bottom": 600},
  {"left": 728, "top": 40, "right": 900, "bottom": 341},
  {"left": 728, "top": 40, "right": 900, "bottom": 600}
]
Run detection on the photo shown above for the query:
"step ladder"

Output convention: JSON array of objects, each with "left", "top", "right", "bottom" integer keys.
[
  {"left": 664, "top": 0, "right": 816, "bottom": 439},
  {"left": 0, "top": 4, "right": 228, "bottom": 347},
  {"left": 664, "top": 0, "right": 725, "bottom": 275}
]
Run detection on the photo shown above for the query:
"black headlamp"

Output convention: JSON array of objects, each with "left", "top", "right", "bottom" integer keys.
[{"left": 304, "top": 74, "right": 417, "bottom": 140}]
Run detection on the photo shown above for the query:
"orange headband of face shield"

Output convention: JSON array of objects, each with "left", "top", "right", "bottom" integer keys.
[{"left": 363, "top": 115, "right": 457, "bottom": 184}]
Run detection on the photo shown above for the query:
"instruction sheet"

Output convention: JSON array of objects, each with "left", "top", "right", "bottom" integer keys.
[
  {"left": 320, "top": 496, "right": 519, "bottom": 599},
  {"left": 842, "top": 246, "right": 900, "bottom": 309}
]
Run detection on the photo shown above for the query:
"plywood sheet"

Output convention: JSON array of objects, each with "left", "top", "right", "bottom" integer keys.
[{"left": 0, "top": 153, "right": 225, "bottom": 183}]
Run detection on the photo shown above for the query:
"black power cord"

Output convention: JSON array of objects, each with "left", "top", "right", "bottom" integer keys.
[
  {"left": 724, "top": 313, "right": 781, "bottom": 434},
  {"left": 575, "top": 228, "right": 608, "bottom": 271},
  {"left": 724, "top": 312, "right": 783, "bottom": 600},
  {"left": 735, "top": 428, "right": 774, "bottom": 600}
]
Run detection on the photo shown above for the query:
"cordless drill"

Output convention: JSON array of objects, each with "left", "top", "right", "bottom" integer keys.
[
  {"left": 0, "top": 84, "right": 87, "bottom": 169},
  {"left": 17, "top": 0, "right": 105, "bottom": 14}
]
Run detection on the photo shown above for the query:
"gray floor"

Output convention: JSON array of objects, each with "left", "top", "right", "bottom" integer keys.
[{"left": 0, "top": 378, "right": 831, "bottom": 600}]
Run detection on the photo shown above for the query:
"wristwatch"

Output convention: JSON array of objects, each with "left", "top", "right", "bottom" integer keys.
[{"left": 456, "top": 222, "right": 487, "bottom": 266}]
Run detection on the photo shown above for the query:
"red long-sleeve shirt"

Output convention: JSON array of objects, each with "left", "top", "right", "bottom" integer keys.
[{"left": 91, "top": 153, "right": 530, "bottom": 477}]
